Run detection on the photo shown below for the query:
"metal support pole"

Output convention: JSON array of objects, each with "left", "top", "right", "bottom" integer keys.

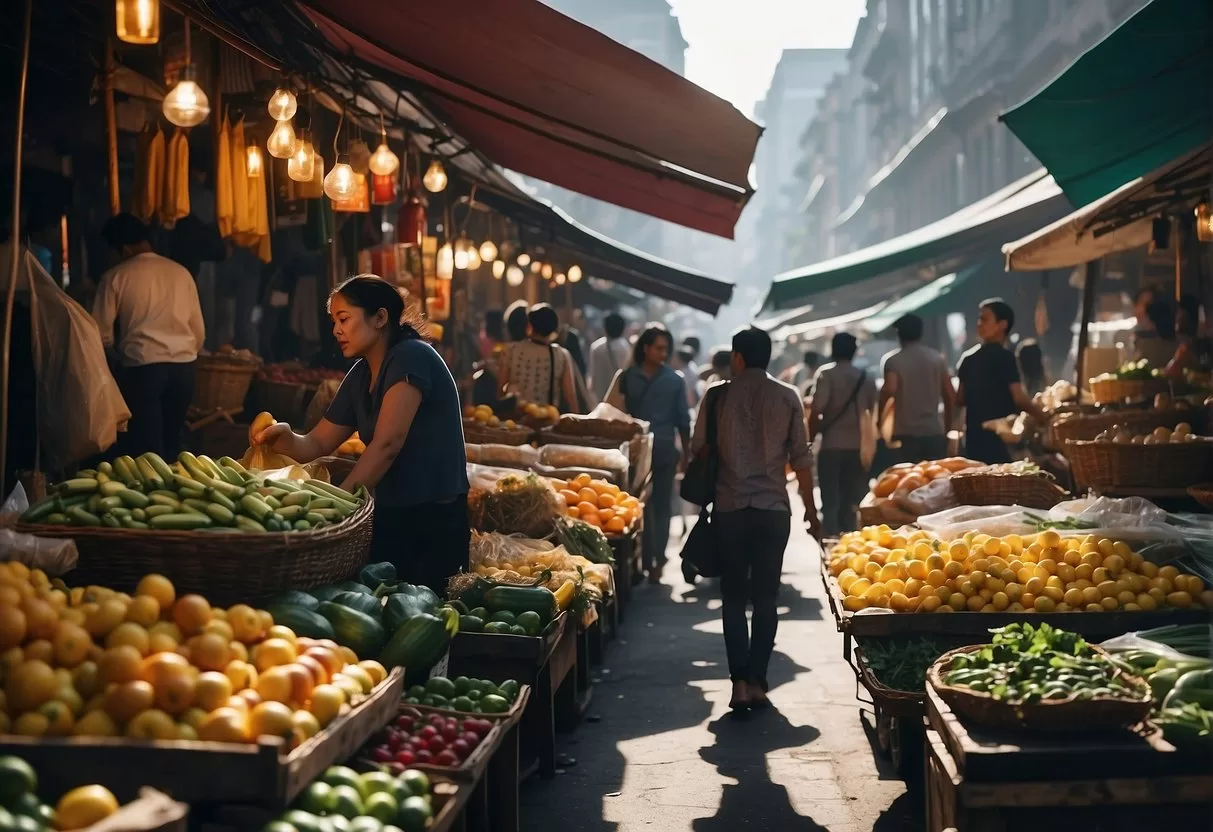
[
  {"left": 104, "top": 39, "right": 120, "bottom": 215},
  {"left": 1, "top": 0, "right": 34, "bottom": 496},
  {"left": 1075, "top": 259, "right": 1100, "bottom": 389}
]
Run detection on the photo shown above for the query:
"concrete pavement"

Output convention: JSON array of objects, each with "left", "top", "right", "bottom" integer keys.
[{"left": 520, "top": 512, "right": 921, "bottom": 831}]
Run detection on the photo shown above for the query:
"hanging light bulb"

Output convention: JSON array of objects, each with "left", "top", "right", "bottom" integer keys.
[
  {"left": 423, "top": 159, "right": 448, "bottom": 193},
  {"left": 567, "top": 264, "right": 583, "bottom": 283},
  {"left": 1197, "top": 203, "right": 1213, "bottom": 243},
  {"left": 555, "top": 272, "right": 566, "bottom": 285},
  {"left": 437, "top": 243, "right": 455, "bottom": 280},
  {"left": 162, "top": 21, "right": 209, "bottom": 127},
  {"left": 530, "top": 260, "right": 542, "bottom": 274},
  {"left": 491, "top": 260, "right": 506, "bottom": 279},
  {"left": 454, "top": 246, "right": 470, "bottom": 271},
  {"left": 541, "top": 263, "right": 553, "bottom": 279},
  {"left": 267, "top": 88, "right": 297, "bottom": 121},
  {"left": 116, "top": 0, "right": 159, "bottom": 44},
  {"left": 369, "top": 134, "right": 400, "bottom": 177},
  {"left": 323, "top": 155, "right": 358, "bottom": 201},
  {"left": 287, "top": 131, "right": 316, "bottom": 182},
  {"left": 468, "top": 247, "right": 482, "bottom": 269},
  {"left": 516, "top": 253, "right": 531, "bottom": 267},
  {"left": 479, "top": 240, "right": 498, "bottom": 262},
  {"left": 506, "top": 265, "right": 525, "bottom": 287},
  {"left": 246, "top": 145, "right": 264, "bottom": 178},
  {"left": 266, "top": 119, "right": 298, "bottom": 159}
]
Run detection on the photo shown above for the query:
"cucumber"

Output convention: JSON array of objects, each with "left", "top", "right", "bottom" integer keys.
[
  {"left": 59, "top": 478, "right": 99, "bottom": 495},
  {"left": 120, "top": 517, "right": 150, "bottom": 529},
  {"left": 206, "top": 489, "right": 237, "bottom": 512},
  {"left": 235, "top": 515, "right": 267, "bottom": 533},
  {"left": 379, "top": 610, "right": 457, "bottom": 673},
  {"left": 264, "top": 495, "right": 282, "bottom": 510},
  {"left": 329, "top": 590, "right": 384, "bottom": 621},
  {"left": 20, "top": 496, "right": 59, "bottom": 523},
  {"left": 45, "top": 512, "right": 69, "bottom": 524},
  {"left": 205, "top": 504, "right": 236, "bottom": 525},
  {"left": 177, "top": 451, "right": 211, "bottom": 482},
  {"left": 66, "top": 506, "right": 101, "bottom": 526},
  {"left": 276, "top": 504, "right": 305, "bottom": 521},
  {"left": 149, "top": 513, "right": 213, "bottom": 530},
  {"left": 97, "top": 461, "right": 114, "bottom": 476},
  {"left": 149, "top": 490, "right": 179, "bottom": 501},
  {"left": 113, "top": 456, "right": 141, "bottom": 486},
  {"left": 266, "top": 605, "right": 337, "bottom": 640},
  {"left": 99, "top": 480, "right": 126, "bottom": 498},
  {"left": 98, "top": 496, "right": 124, "bottom": 512},
  {"left": 218, "top": 456, "right": 248, "bottom": 475},
  {"left": 178, "top": 486, "right": 206, "bottom": 501},
  {"left": 267, "top": 590, "right": 321, "bottom": 610},
  {"left": 281, "top": 491, "right": 312, "bottom": 508},
  {"left": 145, "top": 505, "right": 176, "bottom": 519},
  {"left": 293, "top": 519, "right": 312, "bottom": 531},
  {"left": 116, "top": 488, "right": 150, "bottom": 509},
  {"left": 135, "top": 457, "right": 165, "bottom": 491},
  {"left": 101, "top": 513, "right": 121, "bottom": 528},
  {"left": 131, "top": 508, "right": 147, "bottom": 521},
  {"left": 241, "top": 494, "right": 272, "bottom": 521},
  {"left": 482, "top": 585, "right": 557, "bottom": 624},
  {"left": 315, "top": 602, "right": 387, "bottom": 656},
  {"left": 143, "top": 453, "right": 176, "bottom": 484},
  {"left": 182, "top": 498, "right": 212, "bottom": 515},
  {"left": 149, "top": 494, "right": 183, "bottom": 511}
]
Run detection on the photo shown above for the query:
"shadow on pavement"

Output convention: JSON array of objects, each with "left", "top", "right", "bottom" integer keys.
[{"left": 694, "top": 708, "right": 828, "bottom": 831}]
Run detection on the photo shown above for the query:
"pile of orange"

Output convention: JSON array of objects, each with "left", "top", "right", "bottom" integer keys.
[
  {"left": 0, "top": 563, "right": 386, "bottom": 747},
  {"left": 555, "top": 473, "right": 641, "bottom": 535}
]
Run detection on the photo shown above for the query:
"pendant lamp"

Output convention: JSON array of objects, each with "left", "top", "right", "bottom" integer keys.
[
  {"left": 246, "top": 145, "right": 264, "bottom": 178},
  {"left": 491, "top": 260, "right": 506, "bottom": 279},
  {"left": 437, "top": 243, "right": 455, "bottom": 280},
  {"left": 567, "top": 264, "right": 583, "bottom": 283},
  {"left": 423, "top": 159, "right": 448, "bottom": 193},
  {"left": 116, "top": 0, "right": 159, "bottom": 44},
  {"left": 506, "top": 265, "right": 525, "bottom": 287},
  {"left": 479, "top": 240, "right": 498, "bottom": 262},
  {"left": 267, "top": 88, "right": 297, "bottom": 121},
  {"left": 287, "top": 132, "right": 316, "bottom": 182},
  {"left": 266, "top": 119, "right": 298, "bottom": 159},
  {"left": 323, "top": 156, "right": 358, "bottom": 201},
  {"left": 162, "top": 19, "right": 209, "bottom": 127}
]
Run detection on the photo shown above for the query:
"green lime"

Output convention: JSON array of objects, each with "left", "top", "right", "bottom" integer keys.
[
  {"left": 398, "top": 769, "right": 430, "bottom": 798},
  {"left": 516, "top": 611, "right": 542, "bottom": 635},
  {"left": 457, "top": 615, "right": 484, "bottom": 632},
  {"left": 283, "top": 812, "right": 325, "bottom": 832},
  {"left": 465, "top": 689, "right": 482, "bottom": 701},
  {"left": 498, "top": 680, "right": 520, "bottom": 702},
  {"left": 488, "top": 610, "right": 516, "bottom": 626},
  {"left": 322, "top": 766, "right": 367, "bottom": 798},
  {"left": 395, "top": 796, "right": 432, "bottom": 832},
  {"left": 264, "top": 822, "right": 298, "bottom": 832},
  {"left": 10, "top": 794, "right": 43, "bottom": 820},
  {"left": 424, "top": 677, "right": 457, "bottom": 699},
  {"left": 422, "top": 695, "right": 448, "bottom": 709},
  {"left": 0, "top": 757, "right": 36, "bottom": 808},
  {"left": 363, "top": 792, "right": 398, "bottom": 824},
  {"left": 0, "top": 807, "right": 18, "bottom": 832},
  {"left": 480, "top": 694, "right": 509, "bottom": 714},
  {"left": 358, "top": 771, "right": 396, "bottom": 796},
  {"left": 406, "top": 685, "right": 427, "bottom": 700},
  {"left": 297, "top": 782, "right": 333, "bottom": 815},
  {"left": 509, "top": 624, "right": 528, "bottom": 636},
  {"left": 403, "top": 697, "right": 420, "bottom": 705},
  {"left": 451, "top": 696, "right": 474, "bottom": 712},
  {"left": 328, "top": 785, "right": 364, "bottom": 819},
  {"left": 468, "top": 607, "right": 488, "bottom": 619},
  {"left": 452, "top": 676, "right": 472, "bottom": 694}
]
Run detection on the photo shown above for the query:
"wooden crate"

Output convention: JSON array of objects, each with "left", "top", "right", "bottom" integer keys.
[
  {"left": 0, "top": 670, "right": 403, "bottom": 806},
  {"left": 924, "top": 684, "right": 1213, "bottom": 831}
]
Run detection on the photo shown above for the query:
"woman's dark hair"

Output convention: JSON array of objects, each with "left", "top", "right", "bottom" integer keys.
[
  {"left": 527, "top": 303, "right": 560, "bottom": 338},
  {"left": 1016, "top": 339, "right": 1046, "bottom": 393},
  {"left": 101, "top": 212, "right": 151, "bottom": 250},
  {"left": 329, "top": 274, "right": 428, "bottom": 343},
  {"left": 632, "top": 323, "right": 673, "bottom": 367},
  {"left": 484, "top": 309, "right": 505, "bottom": 343},
  {"left": 1146, "top": 297, "right": 1176, "bottom": 339},
  {"left": 505, "top": 300, "right": 529, "bottom": 342}
]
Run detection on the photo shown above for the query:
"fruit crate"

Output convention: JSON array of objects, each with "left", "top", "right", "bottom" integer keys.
[
  {"left": 0, "top": 669, "right": 403, "bottom": 807},
  {"left": 350, "top": 707, "right": 508, "bottom": 782}
]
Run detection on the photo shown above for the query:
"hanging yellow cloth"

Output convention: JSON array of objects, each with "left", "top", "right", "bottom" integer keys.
[
  {"left": 131, "top": 127, "right": 164, "bottom": 223},
  {"left": 229, "top": 119, "right": 252, "bottom": 240},
  {"left": 159, "top": 130, "right": 190, "bottom": 227},
  {"left": 215, "top": 116, "right": 233, "bottom": 238}
]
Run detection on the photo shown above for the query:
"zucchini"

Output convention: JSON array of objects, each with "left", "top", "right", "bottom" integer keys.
[
  {"left": 116, "top": 488, "right": 150, "bottom": 509},
  {"left": 20, "top": 496, "right": 59, "bottom": 523},
  {"left": 143, "top": 453, "right": 176, "bottom": 484},
  {"left": 98, "top": 480, "right": 127, "bottom": 498},
  {"left": 234, "top": 515, "right": 267, "bottom": 533},
  {"left": 149, "top": 513, "right": 213, "bottom": 530},
  {"left": 483, "top": 585, "right": 557, "bottom": 624},
  {"left": 218, "top": 456, "right": 248, "bottom": 475},
  {"left": 315, "top": 602, "right": 386, "bottom": 657},
  {"left": 266, "top": 605, "right": 337, "bottom": 639},
  {"left": 205, "top": 504, "right": 236, "bottom": 525},
  {"left": 281, "top": 491, "right": 312, "bottom": 508},
  {"left": 66, "top": 506, "right": 101, "bottom": 526},
  {"left": 240, "top": 494, "right": 273, "bottom": 522},
  {"left": 379, "top": 608, "right": 459, "bottom": 674},
  {"left": 135, "top": 457, "right": 165, "bottom": 491},
  {"left": 60, "top": 478, "right": 99, "bottom": 495}
]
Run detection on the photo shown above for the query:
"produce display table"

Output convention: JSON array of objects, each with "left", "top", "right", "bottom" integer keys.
[
  {"left": 449, "top": 614, "right": 576, "bottom": 780},
  {"left": 924, "top": 685, "right": 1213, "bottom": 831},
  {"left": 609, "top": 531, "right": 640, "bottom": 622}
]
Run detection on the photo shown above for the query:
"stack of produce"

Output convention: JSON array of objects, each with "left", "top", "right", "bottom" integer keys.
[
  {"left": 397, "top": 675, "right": 519, "bottom": 714},
  {"left": 858, "top": 637, "right": 947, "bottom": 693},
  {"left": 364, "top": 708, "right": 496, "bottom": 768},
  {"left": 1104, "top": 624, "right": 1213, "bottom": 748},
  {"left": 267, "top": 563, "right": 459, "bottom": 682},
  {"left": 0, "top": 566, "right": 387, "bottom": 744},
  {"left": 0, "top": 755, "right": 120, "bottom": 831},
  {"left": 1092, "top": 422, "right": 1202, "bottom": 445},
  {"left": 335, "top": 433, "right": 366, "bottom": 457},
  {"left": 864, "top": 457, "right": 983, "bottom": 525},
  {"left": 829, "top": 526, "right": 1212, "bottom": 613},
  {"left": 461, "top": 404, "right": 524, "bottom": 432},
  {"left": 467, "top": 473, "right": 561, "bottom": 538},
  {"left": 553, "top": 473, "right": 641, "bottom": 534},
  {"left": 870, "top": 458, "right": 984, "bottom": 500},
  {"left": 447, "top": 581, "right": 565, "bottom": 636},
  {"left": 466, "top": 531, "right": 611, "bottom": 604},
  {"left": 268, "top": 765, "right": 438, "bottom": 832},
  {"left": 553, "top": 517, "right": 615, "bottom": 564},
  {"left": 518, "top": 401, "right": 560, "bottom": 427},
  {"left": 20, "top": 452, "right": 366, "bottom": 533}
]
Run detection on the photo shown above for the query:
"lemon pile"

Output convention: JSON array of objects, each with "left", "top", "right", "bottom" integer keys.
[
  {"left": 0, "top": 563, "right": 387, "bottom": 745},
  {"left": 829, "top": 525, "right": 1213, "bottom": 614}
]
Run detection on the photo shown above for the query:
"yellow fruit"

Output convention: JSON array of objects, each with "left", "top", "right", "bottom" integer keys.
[
  {"left": 195, "top": 671, "right": 233, "bottom": 711},
  {"left": 85, "top": 599, "right": 129, "bottom": 640},
  {"left": 0, "top": 605, "right": 27, "bottom": 651},
  {"left": 1024, "top": 577, "right": 1044, "bottom": 596},
  {"left": 357, "top": 660, "right": 387, "bottom": 686},
  {"left": 1136, "top": 593, "right": 1158, "bottom": 611},
  {"left": 842, "top": 595, "right": 867, "bottom": 612},
  {"left": 38, "top": 699, "right": 74, "bottom": 735},
  {"left": 197, "top": 706, "right": 250, "bottom": 743},
  {"left": 52, "top": 623, "right": 93, "bottom": 668},
  {"left": 56, "top": 785, "right": 120, "bottom": 830},
  {"left": 1167, "top": 591, "right": 1193, "bottom": 608},
  {"left": 1033, "top": 596, "right": 1056, "bottom": 612},
  {"left": 11, "top": 711, "right": 48, "bottom": 736},
  {"left": 1102, "top": 554, "right": 1124, "bottom": 575},
  {"left": 105, "top": 680, "right": 155, "bottom": 723},
  {"left": 181, "top": 706, "right": 209, "bottom": 730},
  {"left": 249, "top": 700, "right": 295, "bottom": 740},
  {"left": 1063, "top": 588, "right": 1083, "bottom": 607},
  {"left": 947, "top": 592, "right": 965, "bottom": 610},
  {"left": 71, "top": 660, "right": 101, "bottom": 699},
  {"left": 255, "top": 665, "right": 293, "bottom": 704},
  {"left": 267, "top": 625, "right": 297, "bottom": 645},
  {"left": 1020, "top": 593, "right": 1035, "bottom": 609},
  {"left": 73, "top": 709, "right": 119, "bottom": 737},
  {"left": 944, "top": 562, "right": 964, "bottom": 580},
  {"left": 1005, "top": 583, "right": 1023, "bottom": 602},
  {"left": 106, "top": 622, "right": 151, "bottom": 656},
  {"left": 252, "top": 638, "right": 297, "bottom": 672},
  {"left": 127, "top": 708, "right": 178, "bottom": 740},
  {"left": 172, "top": 595, "right": 212, "bottom": 636},
  {"left": 1139, "top": 561, "right": 1159, "bottom": 578},
  {"left": 153, "top": 666, "right": 197, "bottom": 715},
  {"left": 190, "top": 632, "right": 231, "bottom": 672},
  {"left": 135, "top": 574, "right": 176, "bottom": 611},
  {"left": 308, "top": 684, "right": 344, "bottom": 726},
  {"left": 226, "top": 605, "right": 261, "bottom": 643},
  {"left": 292, "top": 708, "right": 320, "bottom": 741},
  {"left": 6, "top": 659, "right": 57, "bottom": 712},
  {"left": 919, "top": 595, "right": 942, "bottom": 612},
  {"left": 126, "top": 595, "right": 161, "bottom": 628},
  {"left": 203, "top": 619, "right": 235, "bottom": 643},
  {"left": 225, "top": 660, "right": 256, "bottom": 692}
]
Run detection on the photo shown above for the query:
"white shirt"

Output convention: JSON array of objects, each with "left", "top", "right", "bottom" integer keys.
[
  {"left": 588, "top": 336, "right": 630, "bottom": 400},
  {"left": 93, "top": 251, "right": 205, "bottom": 366}
]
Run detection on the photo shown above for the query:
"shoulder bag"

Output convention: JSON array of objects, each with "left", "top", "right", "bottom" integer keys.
[{"left": 678, "top": 382, "right": 729, "bottom": 579}]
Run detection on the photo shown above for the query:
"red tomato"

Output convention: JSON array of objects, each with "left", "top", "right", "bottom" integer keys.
[
  {"left": 440, "top": 724, "right": 458, "bottom": 742},
  {"left": 462, "top": 731, "right": 481, "bottom": 748},
  {"left": 419, "top": 725, "right": 437, "bottom": 740},
  {"left": 395, "top": 749, "right": 416, "bottom": 765},
  {"left": 451, "top": 739, "right": 470, "bottom": 759},
  {"left": 427, "top": 736, "right": 446, "bottom": 753},
  {"left": 415, "top": 750, "right": 432, "bottom": 763},
  {"left": 434, "top": 750, "right": 458, "bottom": 767},
  {"left": 395, "top": 715, "right": 414, "bottom": 731},
  {"left": 371, "top": 747, "right": 393, "bottom": 763}
]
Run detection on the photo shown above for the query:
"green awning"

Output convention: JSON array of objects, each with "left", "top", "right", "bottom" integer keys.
[
  {"left": 862, "top": 266, "right": 981, "bottom": 333},
  {"left": 763, "top": 170, "right": 1065, "bottom": 311},
  {"left": 1000, "top": 0, "right": 1213, "bottom": 207}
]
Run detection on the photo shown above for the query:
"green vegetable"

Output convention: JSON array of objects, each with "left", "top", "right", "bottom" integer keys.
[
  {"left": 383, "top": 593, "right": 435, "bottom": 632},
  {"left": 359, "top": 561, "right": 398, "bottom": 589},
  {"left": 379, "top": 608, "right": 458, "bottom": 675},
  {"left": 329, "top": 591, "right": 384, "bottom": 621},
  {"left": 458, "top": 615, "right": 485, "bottom": 633},
  {"left": 316, "top": 602, "right": 387, "bottom": 657},
  {"left": 265, "top": 606, "right": 337, "bottom": 640},
  {"left": 483, "top": 585, "right": 557, "bottom": 623},
  {"left": 1164, "top": 669, "right": 1213, "bottom": 710},
  {"left": 554, "top": 517, "right": 615, "bottom": 564},
  {"left": 859, "top": 637, "right": 946, "bottom": 692}
]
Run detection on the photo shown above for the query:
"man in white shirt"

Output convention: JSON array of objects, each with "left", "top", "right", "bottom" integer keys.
[
  {"left": 93, "top": 213, "right": 205, "bottom": 458},
  {"left": 588, "top": 312, "right": 631, "bottom": 401}
]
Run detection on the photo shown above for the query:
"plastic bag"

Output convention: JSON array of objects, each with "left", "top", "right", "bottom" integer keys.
[
  {"left": 899, "top": 478, "right": 957, "bottom": 517},
  {"left": 2, "top": 245, "right": 130, "bottom": 467},
  {"left": 1100, "top": 632, "right": 1208, "bottom": 663},
  {"left": 916, "top": 504, "right": 1038, "bottom": 539},
  {"left": 242, "top": 444, "right": 300, "bottom": 471},
  {"left": 538, "top": 443, "right": 628, "bottom": 482},
  {"left": 0, "top": 484, "right": 78, "bottom": 575}
]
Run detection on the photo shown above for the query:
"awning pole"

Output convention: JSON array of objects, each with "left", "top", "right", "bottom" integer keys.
[
  {"left": 1, "top": 0, "right": 33, "bottom": 497},
  {"left": 1075, "top": 260, "right": 1100, "bottom": 389},
  {"left": 104, "top": 39, "right": 120, "bottom": 215}
]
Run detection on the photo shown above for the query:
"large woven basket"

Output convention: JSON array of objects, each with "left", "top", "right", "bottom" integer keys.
[
  {"left": 1089, "top": 376, "right": 1170, "bottom": 404},
  {"left": 194, "top": 355, "right": 261, "bottom": 414},
  {"left": 14, "top": 498, "right": 374, "bottom": 605},
  {"left": 252, "top": 378, "right": 315, "bottom": 426},
  {"left": 949, "top": 471, "right": 1068, "bottom": 509},
  {"left": 462, "top": 422, "right": 534, "bottom": 446},
  {"left": 927, "top": 645, "right": 1151, "bottom": 733},
  {"left": 1047, "top": 407, "right": 1189, "bottom": 448},
  {"left": 1066, "top": 439, "right": 1213, "bottom": 491}
]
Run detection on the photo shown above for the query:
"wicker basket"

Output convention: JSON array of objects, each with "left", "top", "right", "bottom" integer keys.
[
  {"left": 1187, "top": 484, "right": 1213, "bottom": 510},
  {"left": 1047, "top": 407, "right": 1189, "bottom": 448},
  {"left": 14, "top": 498, "right": 374, "bottom": 605},
  {"left": 193, "top": 355, "right": 261, "bottom": 414},
  {"left": 948, "top": 471, "right": 1068, "bottom": 509},
  {"left": 253, "top": 378, "right": 314, "bottom": 426},
  {"left": 1066, "top": 439, "right": 1213, "bottom": 491},
  {"left": 927, "top": 645, "right": 1152, "bottom": 733},
  {"left": 1089, "top": 376, "right": 1170, "bottom": 404},
  {"left": 462, "top": 422, "right": 534, "bottom": 446}
]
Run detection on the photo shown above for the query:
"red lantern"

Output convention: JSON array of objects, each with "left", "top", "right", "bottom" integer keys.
[
  {"left": 398, "top": 189, "right": 426, "bottom": 248},
  {"left": 371, "top": 172, "right": 397, "bottom": 205}
]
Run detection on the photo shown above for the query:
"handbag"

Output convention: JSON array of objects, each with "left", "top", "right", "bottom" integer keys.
[
  {"left": 681, "top": 508, "right": 722, "bottom": 579},
  {"left": 679, "top": 382, "right": 728, "bottom": 506}
]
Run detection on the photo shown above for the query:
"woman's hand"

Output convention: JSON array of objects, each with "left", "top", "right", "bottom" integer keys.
[{"left": 254, "top": 422, "right": 295, "bottom": 451}]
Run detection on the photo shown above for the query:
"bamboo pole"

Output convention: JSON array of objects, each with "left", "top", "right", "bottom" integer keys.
[
  {"left": 104, "top": 39, "right": 120, "bottom": 215},
  {"left": 1, "top": 0, "right": 33, "bottom": 496},
  {"left": 1075, "top": 259, "right": 1100, "bottom": 389}
]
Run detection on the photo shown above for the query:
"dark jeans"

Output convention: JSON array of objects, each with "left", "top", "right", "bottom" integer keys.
[
  {"left": 716, "top": 508, "right": 791, "bottom": 689},
  {"left": 817, "top": 448, "right": 866, "bottom": 537},
  {"left": 893, "top": 434, "right": 949, "bottom": 465},
  {"left": 643, "top": 461, "right": 677, "bottom": 573},
  {"left": 119, "top": 361, "right": 197, "bottom": 459},
  {"left": 371, "top": 495, "right": 471, "bottom": 596}
]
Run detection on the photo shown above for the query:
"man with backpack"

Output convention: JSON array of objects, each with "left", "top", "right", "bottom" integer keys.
[{"left": 810, "top": 333, "right": 877, "bottom": 536}]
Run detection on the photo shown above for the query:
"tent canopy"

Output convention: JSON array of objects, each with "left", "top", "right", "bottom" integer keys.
[
  {"left": 862, "top": 265, "right": 982, "bottom": 333},
  {"left": 1003, "top": 142, "right": 1212, "bottom": 272},
  {"left": 772, "top": 302, "right": 886, "bottom": 342},
  {"left": 763, "top": 170, "right": 1067, "bottom": 311},
  {"left": 1000, "top": 0, "right": 1213, "bottom": 207},
  {"left": 301, "top": 0, "right": 759, "bottom": 238}
]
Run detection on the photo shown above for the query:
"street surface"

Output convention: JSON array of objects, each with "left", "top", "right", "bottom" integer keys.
[{"left": 521, "top": 500, "right": 920, "bottom": 830}]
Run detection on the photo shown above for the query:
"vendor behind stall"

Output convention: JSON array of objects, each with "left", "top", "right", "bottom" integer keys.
[{"left": 256, "top": 275, "right": 469, "bottom": 593}]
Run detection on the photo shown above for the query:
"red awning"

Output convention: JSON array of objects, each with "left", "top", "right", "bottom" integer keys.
[{"left": 301, "top": 0, "right": 759, "bottom": 237}]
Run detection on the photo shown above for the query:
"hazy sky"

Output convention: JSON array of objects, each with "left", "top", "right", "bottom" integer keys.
[{"left": 669, "top": 0, "right": 866, "bottom": 118}]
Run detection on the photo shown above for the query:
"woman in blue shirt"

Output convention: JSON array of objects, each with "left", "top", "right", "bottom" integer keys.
[
  {"left": 607, "top": 324, "right": 690, "bottom": 584},
  {"left": 256, "top": 275, "right": 469, "bottom": 593}
]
